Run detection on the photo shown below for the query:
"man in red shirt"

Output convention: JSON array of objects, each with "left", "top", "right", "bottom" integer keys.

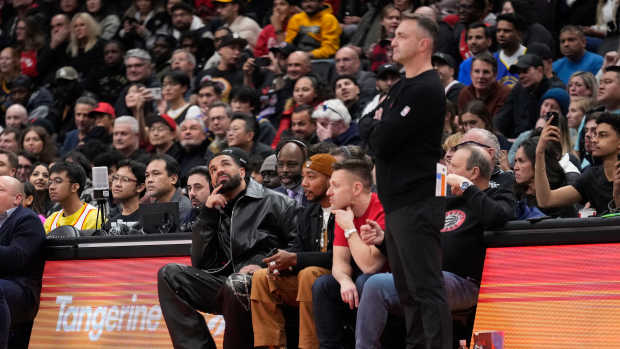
[{"left": 312, "top": 157, "right": 386, "bottom": 347}]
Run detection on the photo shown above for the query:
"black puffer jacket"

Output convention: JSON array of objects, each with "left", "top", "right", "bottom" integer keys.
[{"left": 191, "top": 179, "right": 298, "bottom": 274}]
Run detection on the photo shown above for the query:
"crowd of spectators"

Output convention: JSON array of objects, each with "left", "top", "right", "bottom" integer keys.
[{"left": 3, "top": 0, "right": 620, "bottom": 348}]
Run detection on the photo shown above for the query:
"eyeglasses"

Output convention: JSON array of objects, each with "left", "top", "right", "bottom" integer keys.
[
  {"left": 48, "top": 178, "right": 66, "bottom": 186},
  {"left": 17, "top": 164, "right": 32, "bottom": 170},
  {"left": 112, "top": 175, "right": 138, "bottom": 184},
  {"left": 451, "top": 140, "right": 491, "bottom": 152}
]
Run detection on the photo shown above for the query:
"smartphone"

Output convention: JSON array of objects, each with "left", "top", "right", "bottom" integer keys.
[
  {"left": 147, "top": 87, "right": 162, "bottom": 100},
  {"left": 255, "top": 56, "right": 272, "bottom": 67},
  {"left": 546, "top": 112, "right": 559, "bottom": 127}
]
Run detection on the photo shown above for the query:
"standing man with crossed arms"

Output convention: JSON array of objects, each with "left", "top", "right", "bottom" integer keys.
[{"left": 359, "top": 13, "right": 451, "bottom": 349}]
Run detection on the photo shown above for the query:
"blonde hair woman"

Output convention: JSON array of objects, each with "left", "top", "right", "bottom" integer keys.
[{"left": 68, "top": 12, "right": 104, "bottom": 76}]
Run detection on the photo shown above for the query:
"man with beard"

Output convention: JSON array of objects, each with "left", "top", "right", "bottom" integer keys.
[
  {"left": 181, "top": 165, "right": 211, "bottom": 230},
  {"left": 251, "top": 153, "right": 337, "bottom": 349},
  {"left": 274, "top": 140, "right": 308, "bottom": 207},
  {"left": 169, "top": 3, "right": 206, "bottom": 41},
  {"left": 158, "top": 147, "right": 298, "bottom": 349},
  {"left": 178, "top": 117, "right": 210, "bottom": 187},
  {"left": 145, "top": 154, "right": 192, "bottom": 221}
]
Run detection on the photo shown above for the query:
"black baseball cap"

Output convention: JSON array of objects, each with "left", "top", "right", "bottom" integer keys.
[
  {"left": 376, "top": 63, "right": 400, "bottom": 79},
  {"left": 213, "top": 147, "right": 249, "bottom": 169},
  {"left": 432, "top": 52, "right": 456, "bottom": 69},
  {"left": 219, "top": 33, "right": 247, "bottom": 49},
  {"left": 509, "top": 54, "right": 543, "bottom": 74},
  {"left": 526, "top": 43, "right": 552, "bottom": 60}
]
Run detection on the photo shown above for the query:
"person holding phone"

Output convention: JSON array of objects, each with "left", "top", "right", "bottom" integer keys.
[{"left": 535, "top": 112, "right": 620, "bottom": 216}]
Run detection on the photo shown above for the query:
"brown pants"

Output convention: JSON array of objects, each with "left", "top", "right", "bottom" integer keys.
[{"left": 250, "top": 266, "right": 330, "bottom": 349}]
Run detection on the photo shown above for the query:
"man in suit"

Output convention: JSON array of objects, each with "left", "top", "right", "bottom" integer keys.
[{"left": 0, "top": 175, "right": 46, "bottom": 349}]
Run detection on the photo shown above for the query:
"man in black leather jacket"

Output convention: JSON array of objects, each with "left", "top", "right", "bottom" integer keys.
[{"left": 157, "top": 147, "right": 298, "bottom": 349}]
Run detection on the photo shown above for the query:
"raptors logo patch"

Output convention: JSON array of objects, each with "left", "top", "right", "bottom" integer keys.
[{"left": 441, "top": 209, "right": 466, "bottom": 232}]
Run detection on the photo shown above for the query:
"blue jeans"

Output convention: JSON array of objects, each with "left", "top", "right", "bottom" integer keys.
[
  {"left": 0, "top": 278, "right": 35, "bottom": 349},
  {"left": 355, "top": 272, "right": 479, "bottom": 349},
  {"left": 312, "top": 273, "right": 370, "bottom": 349}
]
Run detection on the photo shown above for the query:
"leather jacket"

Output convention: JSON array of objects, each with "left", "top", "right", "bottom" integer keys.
[{"left": 191, "top": 179, "right": 298, "bottom": 275}]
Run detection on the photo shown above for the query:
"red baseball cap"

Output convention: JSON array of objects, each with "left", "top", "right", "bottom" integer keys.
[
  {"left": 147, "top": 113, "right": 177, "bottom": 132},
  {"left": 90, "top": 102, "right": 116, "bottom": 118}
]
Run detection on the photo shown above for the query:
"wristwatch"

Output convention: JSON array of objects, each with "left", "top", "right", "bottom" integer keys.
[
  {"left": 460, "top": 180, "right": 473, "bottom": 192},
  {"left": 344, "top": 228, "right": 356, "bottom": 239}
]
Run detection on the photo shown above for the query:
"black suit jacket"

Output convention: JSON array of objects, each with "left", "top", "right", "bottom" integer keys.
[{"left": 0, "top": 206, "right": 46, "bottom": 319}]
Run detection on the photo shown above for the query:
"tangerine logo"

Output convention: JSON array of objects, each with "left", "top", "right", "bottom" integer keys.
[
  {"left": 55, "top": 294, "right": 162, "bottom": 341},
  {"left": 441, "top": 209, "right": 466, "bottom": 232}
]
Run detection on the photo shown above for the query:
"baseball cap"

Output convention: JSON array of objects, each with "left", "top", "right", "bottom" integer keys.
[
  {"left": 213, "top": 147, "right": 249, "bottom": 169},
  {"left": 55, "top": 66, "right": 79, "bottom": 81},
  {"left": 147, "top": 113, "right": 177, "bottom": 132},
  {"left": 219, "top": 33, "right": 247, "bottom": 48},
  {"left": 376, "top": 63, "right": 400, "bottom": 79},
  {"left": 90, "top": 102, "right": 116, "bottom": 118},
  {"left": 432, "top": 52, "right": 456, "bottom": 69},
  {"left": 509, "top": 54, "right": 543, "bottom": 74},
  {"left": 527, "top": 43, "right": 552, "bottom": 60}
]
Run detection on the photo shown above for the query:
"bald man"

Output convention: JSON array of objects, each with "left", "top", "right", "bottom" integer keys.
[
  {"left": 0, "top": 175, "right": 46, "bottom": 348},
  {"left": 274, "top": 140, "right": 308, "bottom": 207},
  {"left": 334, "top": 46, "right": 376, "bottom": 103},
  {"left": 5, "top": 104, "right": 28, "bottom": 130}
]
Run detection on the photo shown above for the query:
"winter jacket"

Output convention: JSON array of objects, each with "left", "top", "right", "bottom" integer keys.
[{"left": 191, "top": 179, "right": 298, "bottom": 274}]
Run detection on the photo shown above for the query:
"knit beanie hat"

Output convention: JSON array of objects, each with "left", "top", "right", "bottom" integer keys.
[
  {"left": 304, "top": 153, "right": 337, "bottom": 177},
  {"left": 540, "top": 88, "right": 570, "bottom": 116}
]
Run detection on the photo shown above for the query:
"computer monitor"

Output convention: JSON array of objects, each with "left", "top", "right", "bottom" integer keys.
[{"left": 139, "top": 202, "right": 180, "bottom": 234}]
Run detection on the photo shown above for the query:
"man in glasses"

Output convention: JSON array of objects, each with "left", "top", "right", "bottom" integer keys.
[
  {"left": 44, "top": 162, "right": 101, "bottom": 233},
  {"left": 457, "top": 128, "right": 515, "bottom": 193},
  {"left": 110, "top": 160, "right": 146, "bottom": 224}
]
